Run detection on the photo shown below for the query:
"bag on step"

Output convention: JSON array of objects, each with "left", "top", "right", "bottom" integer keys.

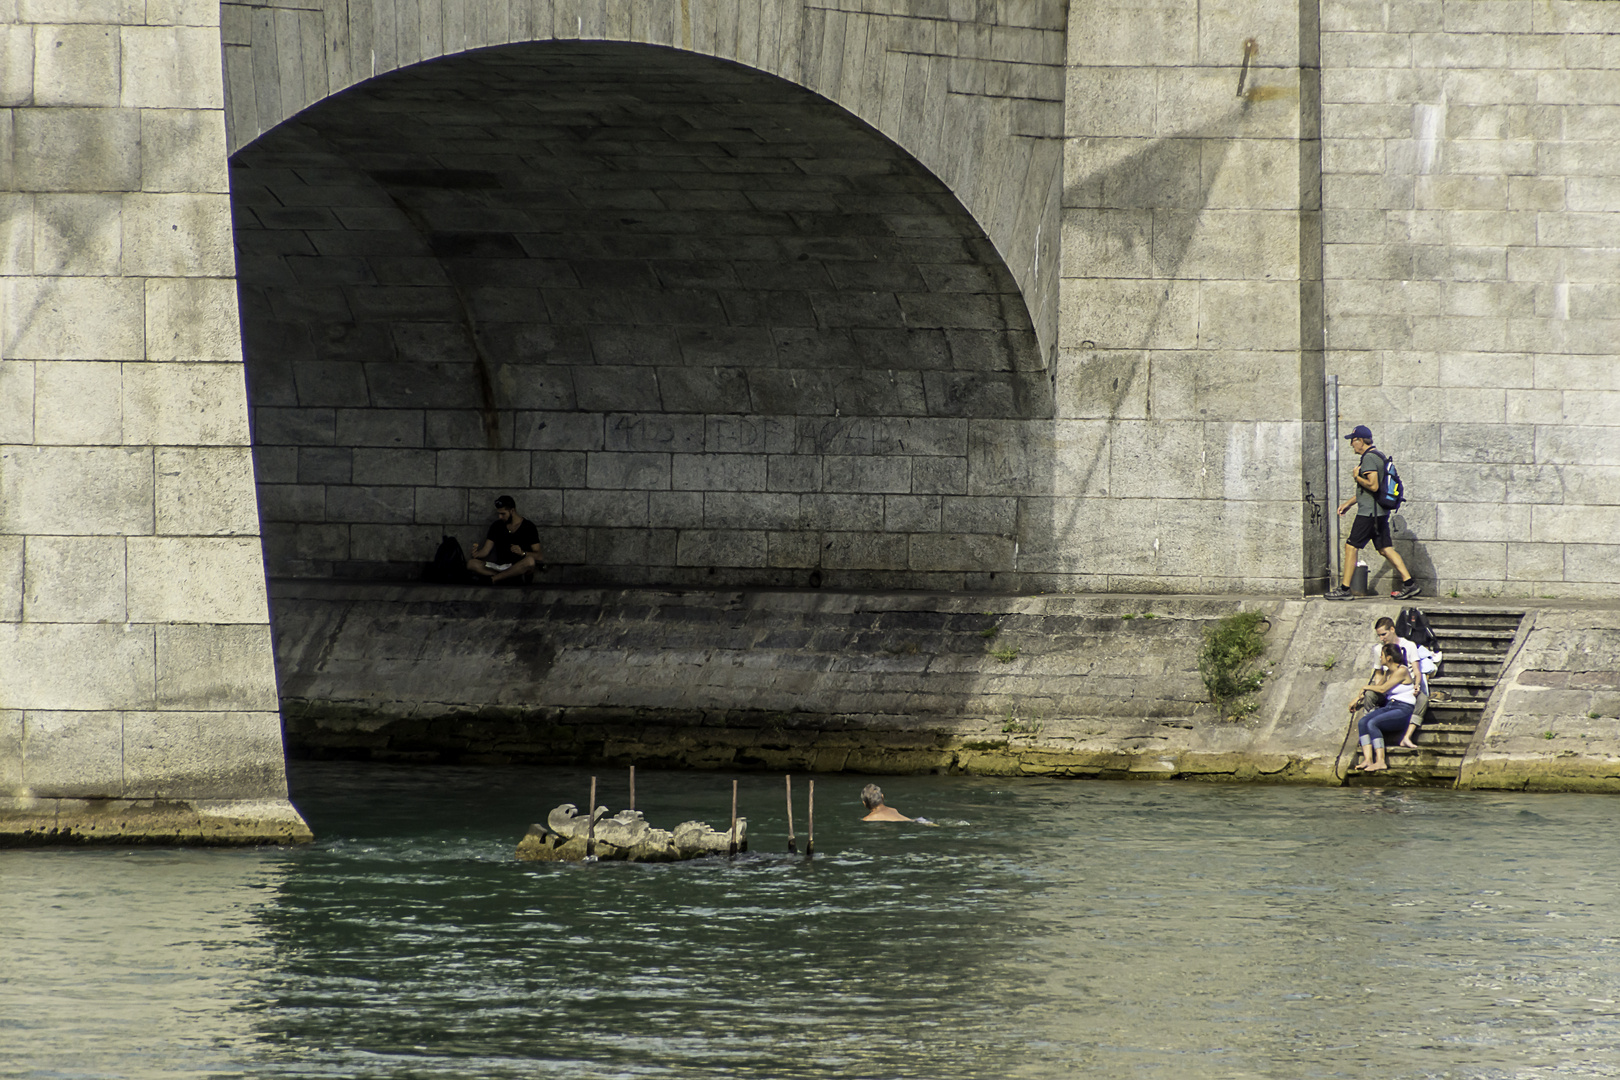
[
  {"left": 424, "top": 535, "right": 468, "bottom": 584},
  {"left": 1396, "top": 606, "right": 1440, "bottom": 657}
]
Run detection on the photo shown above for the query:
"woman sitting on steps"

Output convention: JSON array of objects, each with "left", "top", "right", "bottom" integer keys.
[{"left": 1350, "top": 643, "right": 1417, "bottom": 772}]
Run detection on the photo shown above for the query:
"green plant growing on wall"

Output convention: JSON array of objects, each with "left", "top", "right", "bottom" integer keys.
[
  {"left": 1199, "top": 611, "right": 1270, "bottom": 721},
  {"left": 980, "top": 626, "right": 999, "bottom": 640},
  {"left": 992, "top": 646, "right": 1019, "bottom": 663},
  {"left": 1322, "top": 654, "right": 1338, "bottom": 671}
]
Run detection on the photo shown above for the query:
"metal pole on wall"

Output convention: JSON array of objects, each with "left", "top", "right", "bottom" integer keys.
[{"left": 1326, "top": 374, "right": 1340, "bottom": 589}]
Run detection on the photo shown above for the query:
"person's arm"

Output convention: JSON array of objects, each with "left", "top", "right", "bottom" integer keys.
[
  {"left": 471, "top": 538, "right": 493, "bottom": 558},
  {"left": 1365, "top": 664, "right": 1407, "bottom": 696}
]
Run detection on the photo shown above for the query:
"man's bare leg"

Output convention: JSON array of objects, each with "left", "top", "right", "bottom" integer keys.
[
  {"left": 1342, "top": 542, "right": 1359, "bottom": 588},
  {"left": 1378, "top": 543, "right": 1413, "bottom": 583},
  {"left": 467, "top": 558, "right": 496, "bottom": 578}
]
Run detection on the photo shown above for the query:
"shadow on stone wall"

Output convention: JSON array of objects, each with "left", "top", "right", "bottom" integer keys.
[{"left": 233, "top": 40, "right": 1057, "bottom": 592}]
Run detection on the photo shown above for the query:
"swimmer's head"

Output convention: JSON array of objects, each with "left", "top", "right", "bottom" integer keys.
[{"left": 860, "top": 784, "right": 885, "bottom": 810}]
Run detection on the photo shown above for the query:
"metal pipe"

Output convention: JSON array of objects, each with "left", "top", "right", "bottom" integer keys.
[{"left": 1326, "top": 374, "right": 1340, "bottom": 589}]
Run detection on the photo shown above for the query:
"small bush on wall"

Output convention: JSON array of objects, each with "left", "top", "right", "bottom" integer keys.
[{"left": 1199, "top": 611, "right": 1270, "bottom": 721}]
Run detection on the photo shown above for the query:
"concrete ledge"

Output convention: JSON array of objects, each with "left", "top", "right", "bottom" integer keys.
[
  {"left": 0, "top": 796, "right": 313, "bottom": 846},
  {"left": 271, "top": 581, "right": 1620, "bottom": 793}
]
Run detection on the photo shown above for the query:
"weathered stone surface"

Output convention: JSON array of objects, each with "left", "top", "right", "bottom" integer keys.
[{"left": 515, "top": 804, "right": 747, "bottom": 862}]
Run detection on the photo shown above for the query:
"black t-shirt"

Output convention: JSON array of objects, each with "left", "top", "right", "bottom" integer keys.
[{"left": 485, "top": 518, "right": 540, "bottom": 563}]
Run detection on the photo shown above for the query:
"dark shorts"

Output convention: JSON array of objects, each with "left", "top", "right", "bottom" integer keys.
[{"left": 1347, "top": 513, "right": 1393, "bottom": 551}]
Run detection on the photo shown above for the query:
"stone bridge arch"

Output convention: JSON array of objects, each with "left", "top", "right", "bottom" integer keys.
[
  {"left": 221, "top": 1, "right": 1067, "bottom": 362},
  {"left": 230, "top": 32, "right": 1067, "bottom": 589}
]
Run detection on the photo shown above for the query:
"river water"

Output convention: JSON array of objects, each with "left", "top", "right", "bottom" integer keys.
[{"left": 4, "top": 763, "right": 1620, "bottom": 1079}]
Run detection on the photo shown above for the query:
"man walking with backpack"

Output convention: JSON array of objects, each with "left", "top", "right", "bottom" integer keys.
[{"left": 1327, "top": 425, "right": 1421, "bottom": 600}]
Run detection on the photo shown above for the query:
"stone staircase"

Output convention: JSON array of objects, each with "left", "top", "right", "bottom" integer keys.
[{"left": 1348, "top": 607, "right": 1526, "bottom": 788}]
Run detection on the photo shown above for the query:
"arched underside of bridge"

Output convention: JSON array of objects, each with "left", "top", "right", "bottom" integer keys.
[{"left": 234, "top": 40, "right": 1060, "bottom": 590}]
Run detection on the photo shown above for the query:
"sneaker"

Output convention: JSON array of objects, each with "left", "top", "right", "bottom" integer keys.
[
  {"left": 1324, "top": 585, "right": 1353, "bottom": 601},
  {"left": 1392, "top": 580, "right": 1422, "bottom": 599}
]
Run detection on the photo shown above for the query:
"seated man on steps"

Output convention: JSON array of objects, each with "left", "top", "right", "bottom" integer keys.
[{"left": 468, "top": 495, "right": 542, "bottom": 584}]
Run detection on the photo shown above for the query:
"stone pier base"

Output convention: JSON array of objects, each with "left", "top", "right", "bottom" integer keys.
[{"left": 0, "top": 796, "right": 312, "bottom": 846}]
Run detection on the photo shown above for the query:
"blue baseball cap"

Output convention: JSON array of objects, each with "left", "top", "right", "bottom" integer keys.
[{"left": 1343, "top": 425, "right": 1373, "bottom": 441}]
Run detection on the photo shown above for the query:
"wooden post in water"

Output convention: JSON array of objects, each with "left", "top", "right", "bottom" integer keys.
[
  {"left": 628, "top": 765, "right": 636, "bottom": 812},
  {"left": 785, "top": 774, "right": 797, "bottom": 853},
  {"left": 806, "top": 779, "right": 815, "bottom": 857},
  {"left": 728, "top": 778, "right": 739, "bottom": 858},
  {"left": 586, "top": 775, "right": 597, "bottom": 859}
]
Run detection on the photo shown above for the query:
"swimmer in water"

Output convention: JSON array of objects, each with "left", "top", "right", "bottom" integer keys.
[{"left": 860, "top": 783, "right": 926, "bottom": 823}]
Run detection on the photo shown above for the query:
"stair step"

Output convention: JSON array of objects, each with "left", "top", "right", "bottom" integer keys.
[
  {"left": 1429, "top": 628, "right": 1519, "bottom": 641},
  {"left": 1430, "top": 675, "right": 1500, "bottom": 688}
]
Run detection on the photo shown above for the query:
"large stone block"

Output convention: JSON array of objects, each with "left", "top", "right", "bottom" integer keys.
[
  {"left": 514, "top": 411, "right": 605, "bottom": 451},
  {"left": 13, "top": 108, "right": 141, "bottom": 191},
  {"left": 823, "top": 455, "right": 911, "bottom": 493},
  {"left": 909, "top": 532, "right": 1015, "bottom": 572},
  {"left": 140, "top": 107, "right": 229, "bottom": 193},
  {"left": 350, "top": 448, "right": 436, "bottom": 487},
  {"left": 22, "top": 534, "right": 125, "bottom": 622},
  {"left": 0, "top": 360, "right": 31, "bottom": 444},
  {"left": 2, "top": 276, "right": 143, "bottom": 359},
  {"left": 155, "top": 624, "right": 277, "bottom": 711},
  {"left": 672, "top": 453, "right": 766, "bottom": 491},
  {"left": 123, "top": 710, "right": 288, "bottom": 798},
  {"left": 124, "top": 362, "right": 250, "bottom": 445},
  {"left": 604, "top": 412, "right": 704, "bottom": 453},
  {"left": 820, "top": 531, "right": 908, "bottom": 570},
  {"left": 0, "top": 709, "right": 18, "bottom": 791},
  {"left": 704, "top": 491, "right": 801, "bottom": 530},
  {"left": 0, "top": 27, "right": 32, "bottom": 107},
  {"left": 119, "top": 26, "right": 226, "bottom": 109},
  {"left": 1435, "top": 502, "right": 1531, "bottom": 543},
  {"left": 676, "top": 529, "right": 767, "bottom": 568},
  {"left": 563, "top": 489, "right": 649, "bottom": 528},
  {"left": 0, "top": 445, "right": 153, "bottom": 535},
  {"left": 32, "top": 24, "right": 118, "bottom": 108},
  {"left": 326, "top": 485, "right": 416, "bottom": 524},
  {"left": 1199, "top": 280, "right": 1301, "bottom": 351},
  {"left": 0, "top": 194, "right": 31, "bottom": 275},
  {"left": 33, "top": 359, "right": 120, "bottom": 444},
  {"left": 434, "top": 449, "right": 531, "bottom": 487},
  {"left": 20, "top": 710, "right": 123, "bottom": 797},
  {"left": 0, "top": 536, "right": 21, "bottom": 621},
  {"left": 883, "top": 494, "right": 942, "bottom": 532},
  {"left": 0, "top": 623, "right": 154, "bottom": 710},
  {"left": 33, "top": 193, "right": 121, "bottom": 275},
  {"left": 157, "top": 446, "right": 262, "bottom": 534},
  {"left": 586, "top": 451, "right": 671, "bottom": 490},
  {"left": 145, "top": 277, "right": 243, "bottom": 360},
  {"left": 1058, "top": 277, "right": 1198, "bottom": 350},
  {"left": 801, "top": 492, "right": 884, "bottom": 531},
  {"left": 121, "top": 192, "right": 235, "bottom": 277},
  {"left": 1533, "top": 505, "right": 1620, "bottom": 545},
  {"left": 125, "top": 537, "right": 270, "bottom": 623}
]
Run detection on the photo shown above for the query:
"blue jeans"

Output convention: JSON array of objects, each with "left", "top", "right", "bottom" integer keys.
[{"left": 1359, "top": 702, "right": 1414, "bottom": 748}]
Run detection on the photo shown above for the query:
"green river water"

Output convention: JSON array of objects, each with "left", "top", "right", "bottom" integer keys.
[{"left": 4, "top": 762, "right": 1620, "bottom": 1078}]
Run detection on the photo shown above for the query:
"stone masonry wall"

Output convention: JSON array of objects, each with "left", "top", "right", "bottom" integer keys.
[
  {"left": 0, "top": 0, "right": 306, "bottom": 842},
  {"left": 1320, "top": 0, "right": 1620, "bottom": 598}
]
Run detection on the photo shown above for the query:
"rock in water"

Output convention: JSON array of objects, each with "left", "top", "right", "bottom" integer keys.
[{"left": 516, "top": 804, "right": 747, "bottom": 862}]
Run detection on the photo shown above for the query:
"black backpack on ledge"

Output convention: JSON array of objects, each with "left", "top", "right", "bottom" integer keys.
[{"left": 424, "top": 535, "right": 469, "bottom": 584}]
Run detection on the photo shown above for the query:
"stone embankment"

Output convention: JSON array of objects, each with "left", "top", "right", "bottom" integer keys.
[{"left": 271, "top": 581, "right": 1620, "bottom": 793}]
